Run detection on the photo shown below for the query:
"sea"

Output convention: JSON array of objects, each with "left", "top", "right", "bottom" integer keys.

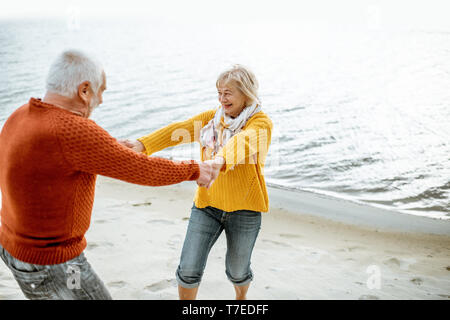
[{"left": 0, "top": 17, "right": 449, "bottom": 220}]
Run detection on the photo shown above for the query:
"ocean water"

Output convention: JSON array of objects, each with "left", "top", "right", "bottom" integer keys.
[{"left": 0, "top": 18, "right": 449, "bottom": 220}]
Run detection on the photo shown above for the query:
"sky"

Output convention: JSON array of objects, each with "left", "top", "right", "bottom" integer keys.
[{"left": 1, "top": 0, "right": 450, "bottom": 31}]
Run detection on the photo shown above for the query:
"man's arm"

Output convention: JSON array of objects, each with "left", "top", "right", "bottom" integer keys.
[{"left": 56, "top": 115, "right": 207, "bottom": 186}]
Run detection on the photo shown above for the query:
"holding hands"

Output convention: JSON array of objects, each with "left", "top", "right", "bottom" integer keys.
[
  {"left": 118, "top": 139, "right": 145, "bottom": 153},
  {"left": 196, "top": 157, "right": 224, "bottom": 189},
  {"left": 118, "top": 139, "right": 224, "bottom": 189}
]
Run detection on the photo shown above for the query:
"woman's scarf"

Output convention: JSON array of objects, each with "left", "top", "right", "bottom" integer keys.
[{"left": 199, "top": 103, "right": 262, "bottom": 160}]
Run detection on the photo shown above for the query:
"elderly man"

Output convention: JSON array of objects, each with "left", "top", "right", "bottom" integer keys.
[{"left": 0, "top": 49, "right": 215, "bottom": 300}]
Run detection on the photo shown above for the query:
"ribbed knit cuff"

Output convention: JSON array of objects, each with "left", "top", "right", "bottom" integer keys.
[
  {"left": 137, "top": 137, "right": 152, "bottom": 155},
  {"left": 178, "top": 160, "right": 200, "bottom": 181},
  {"left": 190, "top": 161, "right": 200, "bottom": 181}
]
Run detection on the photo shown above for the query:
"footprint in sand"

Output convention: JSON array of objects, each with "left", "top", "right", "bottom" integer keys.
[
  {"left": 305, "top": 251, "right": 328, "bottom": 263},
  {"left": 131, "top": 201, "right": 152, "bottom": 207},
  {"left": 144, "top": 279, "right": 177, "bottom": 292},
  {"left": 146, "top": 219, "right": 175, "bottom": 225},
  {"left": 337, "top": 246, "right": 365, "bottom": 253},
  {"left": 165, "top": 258, "right": 179, "bottom": 269},
  {"left": 108, "top": 281, "right": 127, "bottom": 288},
  {"left": 348, "top": 246, "right": 365, "bottom": 252},
  {"left": 167, "top": 234, "right": 183, "bottom": 248},
  {"left": 86, "top": 241, "right": 114, "bottom": 251},
  {"left": 359, "top": 295, "right": 380, "bottom": 300},
  {"left": 262, "top": 239, "right": 291, "bottom": 247},
  {"left": 383, "top": 257, "right": 416, "bottom": 271},
  {"left": 279, "top": 233, "right": 302, "bottom": 239},
  {"left": 95, "top": 199, "right": 129, "bottom": 209},
  {"left": 410, "top": 277, "right": 423, "bottom": 286},
  {"left": 269, "top": 267, "right": 284, "bottom": 272}
]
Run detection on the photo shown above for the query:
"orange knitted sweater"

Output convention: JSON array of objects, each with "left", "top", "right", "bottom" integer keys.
[{"left": 0, "top": 98, "right": 200, "bottom": 265}]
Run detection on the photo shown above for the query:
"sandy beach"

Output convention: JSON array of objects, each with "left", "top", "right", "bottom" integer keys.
[{"left": 0, "top": 175, "right": 449, "bottom": 300}]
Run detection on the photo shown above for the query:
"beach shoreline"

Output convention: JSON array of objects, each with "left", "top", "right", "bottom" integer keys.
[
  {"left": 0, "top": 176, "right": 449, "bottom": 300},
  {"left": 265, "top": 183, "right": 450, "bottom": 235}
]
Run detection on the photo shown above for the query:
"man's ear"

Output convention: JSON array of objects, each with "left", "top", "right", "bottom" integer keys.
[{"left": 78, "top": 81, "right": 92, "bottom": 104}]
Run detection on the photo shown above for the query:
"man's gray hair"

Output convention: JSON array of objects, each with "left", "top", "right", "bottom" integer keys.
[{"left": 46, "top": 49, "right": 104, "bottom": 98}]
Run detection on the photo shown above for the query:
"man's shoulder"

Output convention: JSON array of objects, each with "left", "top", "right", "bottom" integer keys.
[
  {"left": 50, "top": 108, "right": 100, "bottom": 129},
  {"left": 0, "top": 102, "right": 35, "bottom": 135},
  {"left": 49, "top": 110, "right": 111, "bottom": 146},
  {"left": 6, "top": 103, "right": 29, "bottom": 120}
]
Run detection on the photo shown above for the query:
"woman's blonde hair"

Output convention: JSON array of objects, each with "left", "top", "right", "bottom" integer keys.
[{"left": 216, "top": 64, "right": 260, "bottom": 106}]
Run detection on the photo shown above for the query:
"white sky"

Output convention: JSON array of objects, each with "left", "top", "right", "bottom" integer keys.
[{"left": 1, "top": 0, "right": 450, "bottom": 31}]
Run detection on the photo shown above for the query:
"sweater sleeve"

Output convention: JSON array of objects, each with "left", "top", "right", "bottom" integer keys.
[
  {"left": 216, "top": 115, "right": 273, "bottom": 173},
  {"left": 54, "top": 114, "right": 200, "bottom": 186},
  {"left": 137, "top": 109, "right": 216, "bottom": 156}
]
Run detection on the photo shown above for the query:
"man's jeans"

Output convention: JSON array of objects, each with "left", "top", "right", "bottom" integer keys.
[{"left": 0, "top": 243, "right": 112, "bottom": 300}]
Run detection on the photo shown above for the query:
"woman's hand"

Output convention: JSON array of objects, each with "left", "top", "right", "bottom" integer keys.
[
  {"left": 201, "top": 156, "right": 225, "bottom": 189},
  {"left": 118, "top": 139, "right": 145, "bottom": 153}
]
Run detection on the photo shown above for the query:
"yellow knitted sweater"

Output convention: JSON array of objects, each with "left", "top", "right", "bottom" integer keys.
[{"left": 138, "top": 108, "right": 273, "bottom": 212}]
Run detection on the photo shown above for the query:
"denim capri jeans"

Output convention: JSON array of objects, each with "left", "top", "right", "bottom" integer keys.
[{"left": 176, "top": 203, "right": 262, "bottom": 288}]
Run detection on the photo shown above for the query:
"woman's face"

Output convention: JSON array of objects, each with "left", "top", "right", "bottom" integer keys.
[{"left": 217, "top": 81, "right": 248, "bottom": 118}]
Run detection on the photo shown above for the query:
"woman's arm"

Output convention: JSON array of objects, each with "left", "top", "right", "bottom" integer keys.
[{"left": 121, "top": 109, "right": 216, "bottom": 156}]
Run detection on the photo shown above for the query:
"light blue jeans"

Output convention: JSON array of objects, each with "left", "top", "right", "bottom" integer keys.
[
  {"left": 0, "top": 243, "right": 112, "bottom": 300},
  {"left": 176, "top": 203, "right": 262, "bottom": 288}
]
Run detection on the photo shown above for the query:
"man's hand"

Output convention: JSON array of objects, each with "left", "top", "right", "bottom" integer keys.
[
  {"left": 196, "top": 161, "right": 214, "bottom": 188},
  {"left": 198, "top": 156, "right": 225, "bottom": 189},
  {"left": 118, "top": 139, "right": 145, "bottom": 153}
]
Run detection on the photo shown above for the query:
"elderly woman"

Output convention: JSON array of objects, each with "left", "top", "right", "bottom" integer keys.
[{"left": 122, "top": 65, "right": 273, "bottom": 300}]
